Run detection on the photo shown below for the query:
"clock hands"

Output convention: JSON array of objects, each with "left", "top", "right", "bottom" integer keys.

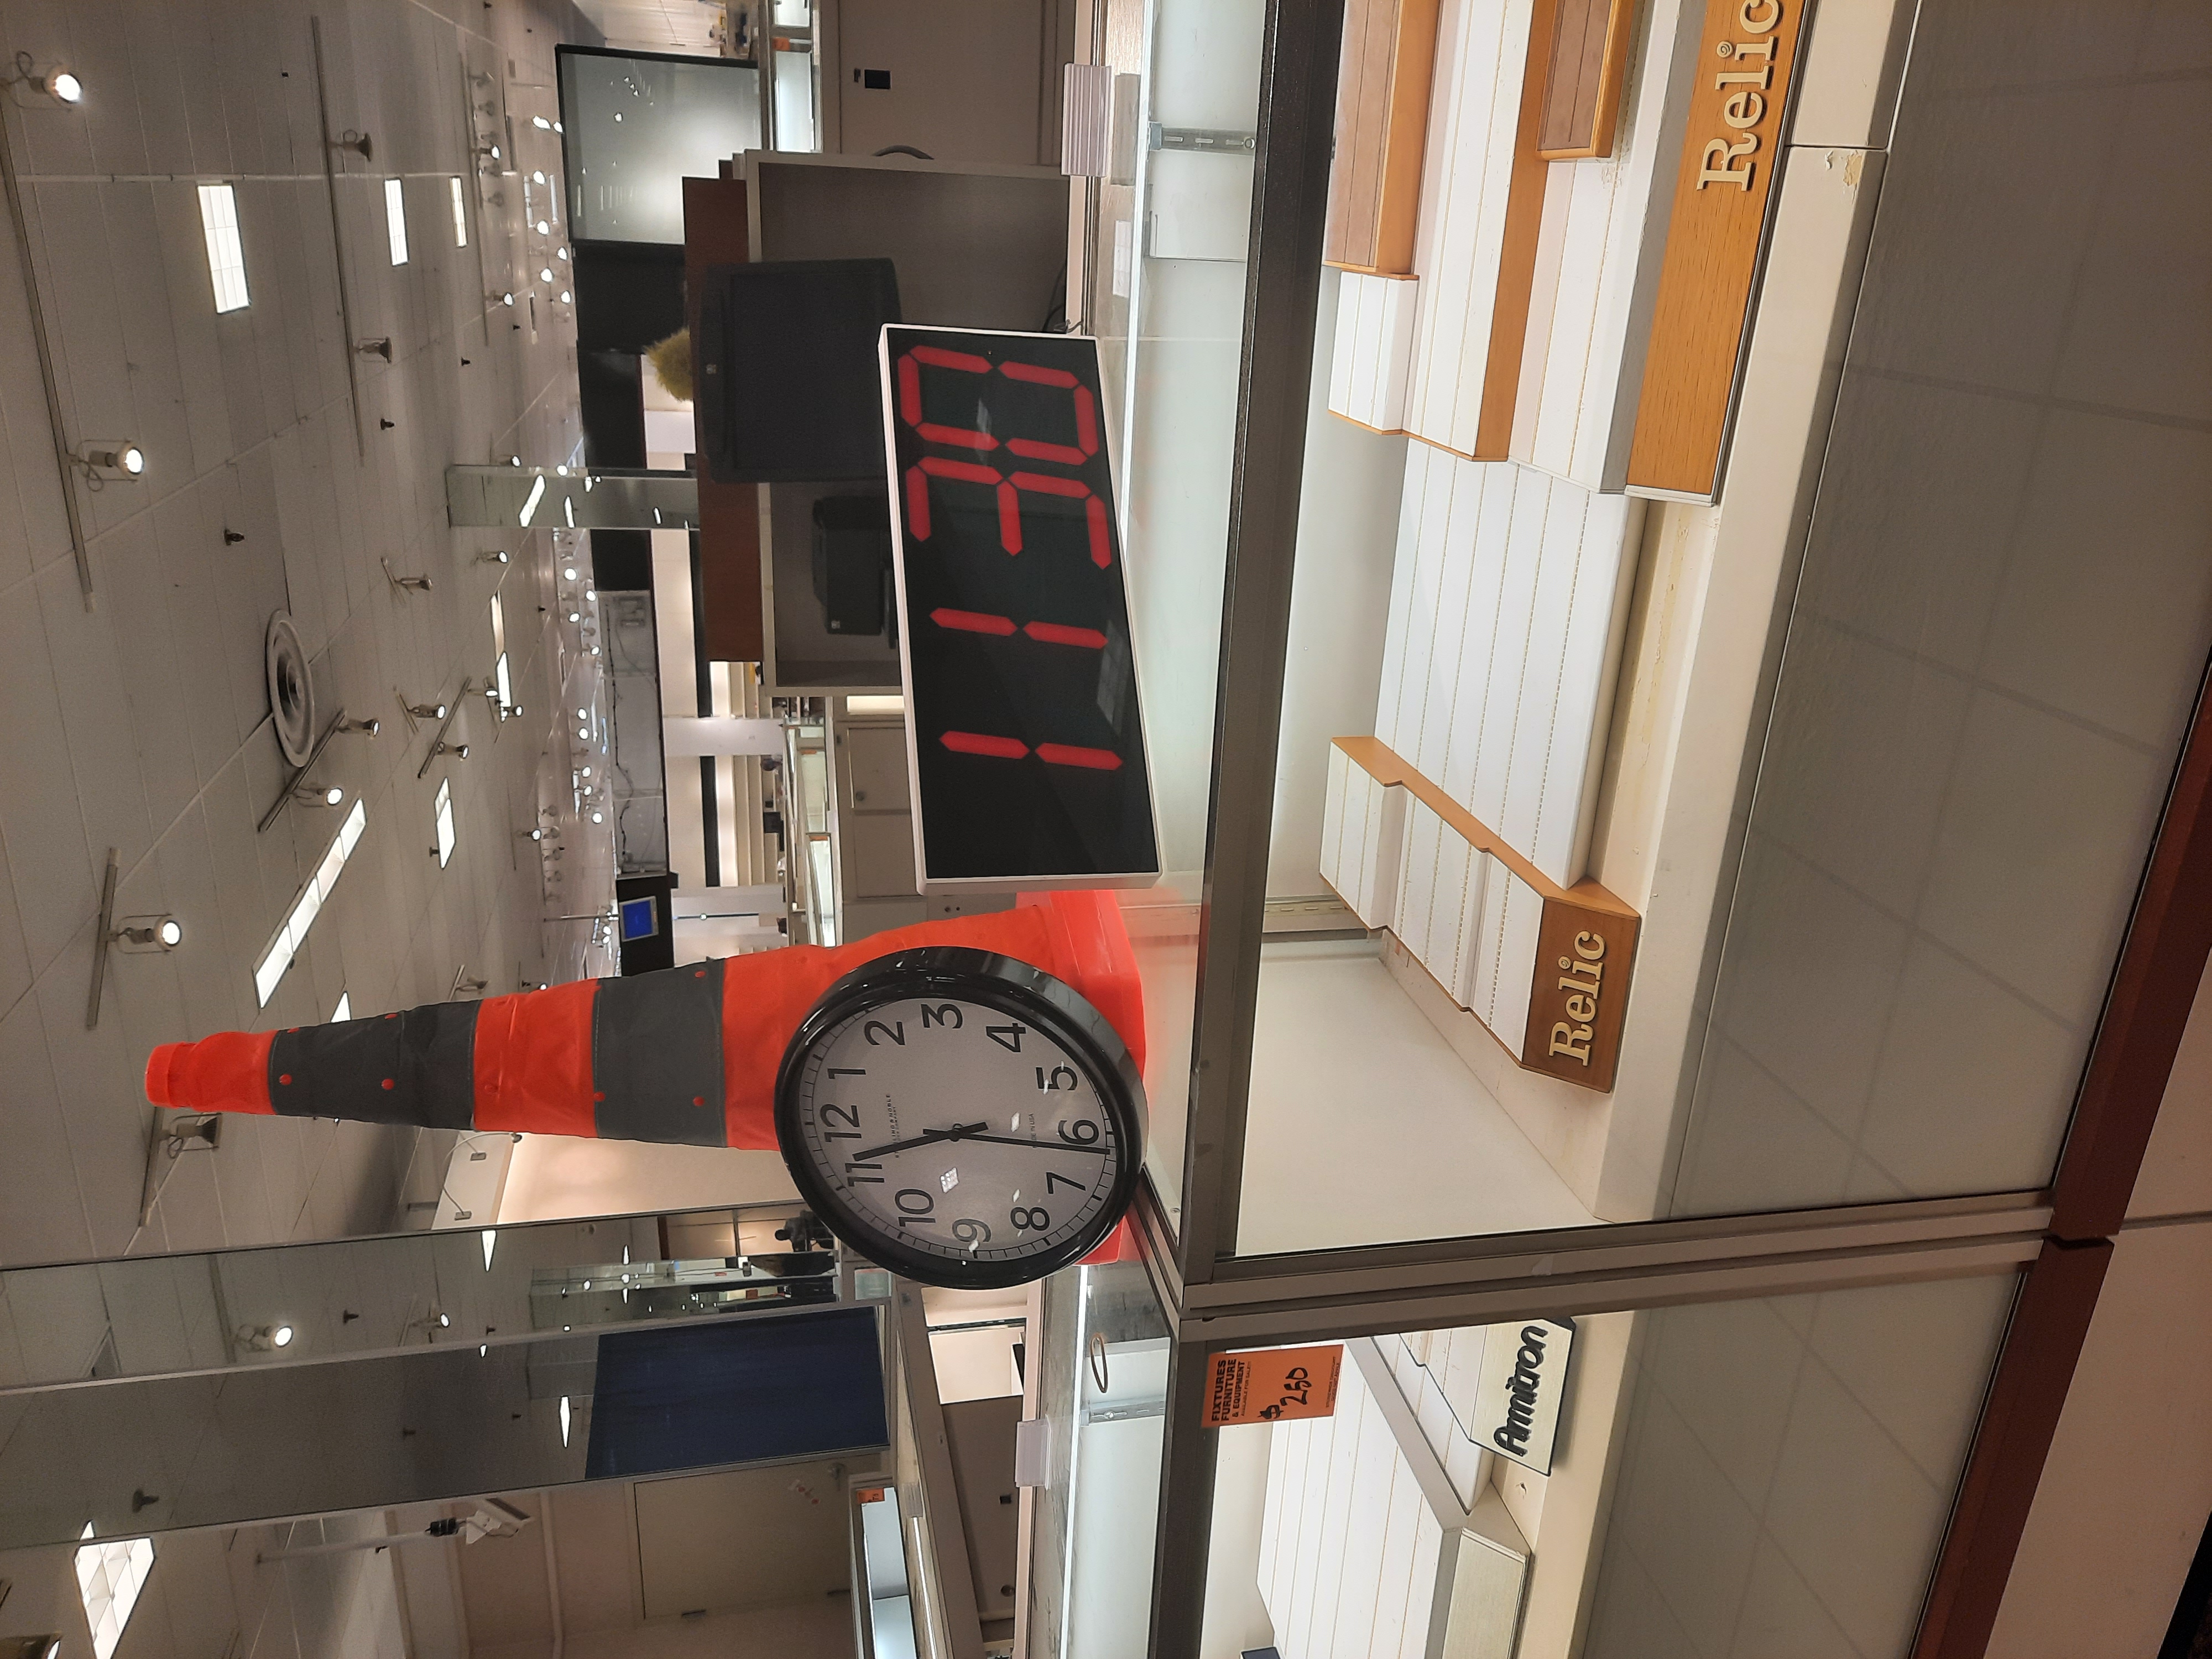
[
  {"left": 848, "top": 1123, "right": 1114, "bottom": 1162},
  {"left": 851, "top": 1121, "right": 989, "bottom": 1162}
]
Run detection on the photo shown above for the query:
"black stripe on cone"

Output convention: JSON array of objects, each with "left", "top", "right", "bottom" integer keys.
[
  {"left": 592, "top": 958, "right": 729, "bottom": 1146},
  {"left": 269, "top": 1003, "right": 484, "bottom": 1129}
]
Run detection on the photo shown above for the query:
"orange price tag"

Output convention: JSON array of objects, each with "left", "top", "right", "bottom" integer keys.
[{"left": 1201, "top": 1345, "right": 1343, "bottom": 1426}]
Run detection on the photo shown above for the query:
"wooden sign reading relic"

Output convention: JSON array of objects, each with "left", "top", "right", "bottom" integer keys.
[{"left": 1626, "top": 0, "right": 1812, "bottom": 498}]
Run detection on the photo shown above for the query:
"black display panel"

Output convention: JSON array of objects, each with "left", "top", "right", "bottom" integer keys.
[{"left": 879, "top": 326, "right": 1159, "bottom": 888}]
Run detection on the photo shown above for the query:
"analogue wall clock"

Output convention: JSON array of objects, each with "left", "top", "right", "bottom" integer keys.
[{"left": 775, "top": 945, "right": 1147, "bottom": 1289}]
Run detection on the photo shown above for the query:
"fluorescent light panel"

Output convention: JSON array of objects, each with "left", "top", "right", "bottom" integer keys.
[
  {"left": 449, "top": 176, "right": 468, "bottom": 247},
  {"left": 77, "top": 1525, "right": 155, "bottom": 1659},
  {"left": 384, "top": 178, "right": 409, "bottom": 265},
  {"left": 332, "top": 990, "right": 351, "bottom": 1022},
  {"left": 435, "top": 779, "right": 457, "bottom": 868},
  {"left": 254, "top": 799, "right": 367, "bottom": 1006},
  {"left": 196, "top": 184, "right": 249, "bottom": 312}
]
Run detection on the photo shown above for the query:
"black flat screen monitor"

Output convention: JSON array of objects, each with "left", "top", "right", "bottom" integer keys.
[
  {"left": 697, "top": 258, "right": 901, "bottom": 484},
  {"left": 879, "top": 325, "right": 1159, "bottom": 890}
]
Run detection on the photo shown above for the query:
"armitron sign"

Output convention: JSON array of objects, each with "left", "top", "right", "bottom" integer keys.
[
  {"left": 1474, "top": 1317, "right": 1577, "bottom": 1474},
  {"left": 1626, "top": 0, "right": 1811, "bottom": 497}
]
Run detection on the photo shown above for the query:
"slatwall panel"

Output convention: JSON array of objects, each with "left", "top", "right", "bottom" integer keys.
[
  {"left": 1375, "top": 448, "right": 1641, "bottom": 888},
  {"left": 1259, "top": 1357, "right": 1452, "bottom": 1659},
  {"left": 1321, "top": 743, "right": 1408, "bottom": 929},
  {"left": 1512, "top": 0, "right": 1694, "bottom": 487},
  {"left": 1328, "top": 271, "right": 1422, "bottom": 432},
  {"left": 1394, "top": 796, "right": 1490, "bottom": 1012},
  {"left": 1400, "top": 0, "right": 1538, "bottom": 455}
]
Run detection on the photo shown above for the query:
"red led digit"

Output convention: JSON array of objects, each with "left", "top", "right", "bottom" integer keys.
[
  {"left": 941, "top": 731, "right": 1028, "bottom": 760},
  {"left": 1000, "top": 361, "right": 1100, "bottom": 467},
  {"left": 931, "top": 608, "right": 1016, "bottom": 637},
  {"left": 1023, "top": 621, "right": 1106, "bottom": 649},
  {"left": 915, "top": 346, "right": 991, "bottom": 374},
  {"left": 899, "top": 348, "right": 996, "bottom": 451},
  {"left": 909, "top": 456, "right": 1021, "bottom": 554},
  {"left": 1036, "top": 743, "right": 1122, "bottom": 771},
  {"left": 1010, "top": 471, "right": 1113, "bottom": 569},
  {"left": 904, "top": 465, "right": 931, "bottom": 540}
]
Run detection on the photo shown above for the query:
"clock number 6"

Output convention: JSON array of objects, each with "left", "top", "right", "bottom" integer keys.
[{"left": 1056, "top": 1119, "right": 1100, "bottom": 1145}]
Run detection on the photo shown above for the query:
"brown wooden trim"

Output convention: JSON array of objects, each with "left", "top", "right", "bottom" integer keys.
[
  {"left": 1537, "top": 0, "right": 1639, "bottom": 159},
  {"left": 1323, "top": 0, "right": 1441, "bottom": 274},
  {"left": 1625, "top": 0, "right": 1810, "bottom": 495},
  {"left": 684, "top": 176, "right": 765, "bottom": 661},
  {"left": 2052, "top": 669, "right": 2212, "bottom": 1239},
  {"left": 1373, "top": 0, "right": 1442, "bottom": 274},
  {"left": 1471, "top": 0, "right": 1559, "bottom": 458},
  {"left": 1334, "top": 735, "right": 1637, "bottom": 915},
  {"left": 1911, "top": 1239, "right": 2111, "bottom": 1659}
]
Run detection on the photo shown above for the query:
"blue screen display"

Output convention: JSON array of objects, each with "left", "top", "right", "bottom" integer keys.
[{"left": 618, "top": 896, "right": 660, "bottom": 941}]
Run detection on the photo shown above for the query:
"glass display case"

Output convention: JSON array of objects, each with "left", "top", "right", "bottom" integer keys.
[{"left": 980, "top": 0, "right": 2210, "bottom": 1650}]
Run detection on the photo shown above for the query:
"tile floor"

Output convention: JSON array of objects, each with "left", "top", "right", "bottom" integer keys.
[{"left": 0, "top": 0, "right": 610, "bottom": 1274}]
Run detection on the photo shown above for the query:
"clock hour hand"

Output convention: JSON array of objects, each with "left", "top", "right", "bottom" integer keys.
[{"left": 852, "top": 1121, "right": 989, "bottom": 1162}]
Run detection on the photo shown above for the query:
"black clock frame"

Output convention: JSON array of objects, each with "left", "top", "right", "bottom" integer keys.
[{"left": 773, "top": 946, "right": 1149, "bottom": 1290}]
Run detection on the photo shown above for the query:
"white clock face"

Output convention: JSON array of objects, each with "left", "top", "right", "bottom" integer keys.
[{"left": 790, "top": 995, "right": 1125, "bottom": 1273}]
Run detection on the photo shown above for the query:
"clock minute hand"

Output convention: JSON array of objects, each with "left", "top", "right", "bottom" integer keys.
[
  {"left": 852, "top": 1121, "right": 989, "bottom": 1162},
  {"left": 940, "top": 1132, "right": 1112, "bottom": 1155}
]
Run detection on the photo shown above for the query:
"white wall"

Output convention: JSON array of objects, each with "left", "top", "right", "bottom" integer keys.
[
  {"left": 1271, "top": 267, "right": 1406, "bottom": 899},
  {"left": 499, "top": 1134, "right": 800, "bottom": 1223},
  {"left": 1983, "top": 966, "right": 2212, "bottom": 1656},
  {"left": 1986, "top": 1219, "right": 2212, "bottom": 1658}
]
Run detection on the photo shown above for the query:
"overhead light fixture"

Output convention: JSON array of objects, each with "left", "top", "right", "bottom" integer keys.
[
  {"left": 536, "top": 218, "right": 550, "bottom": 234},
  {"left": 435, "top": 740, "right": 469, "bottom": 760},
  {"left": 563, "top": 566, "right": 577, "bottom": 581},
  {"left": 254, "top": 799, "right": 368, "bottom": 1006},
  {"left": 589, "top": 810, "right": 603, "bottom": 823},
  {"left": 237, "top": 1322, "right": 295, "bottom": 1352},
  {"left": 109, "top": 914, "right": 183, "bottom": 952},
  {"left": 383, "top": 178, "right": 409, "bottom": 264},
  {"left": 556, "top": 246, "right": 569, "bottom": 261},
  {"left": 559, "top": 1396, "right": 572, "bottom": 1445},
  {"left": 196, "top": 184, "right": 249, "bottom": 312},
  {"left": 482, "top": 1228, "right": 498, "bottom": 1269},
  {"left": 478, "top": 549, "right": 510, "bottom": 564},
  {"left": 559, "top": 289, "right": 571, "bottom": 304},
  {"left": 338, "top": 716, "right": 380, "bottom": 737},
  {"left": 406, "top": 700, "right": 448, "bottom": 720},
  {"left": 292, "top": 784, "right": 345, "bottom": 807},
  {"left": 532, "top": 116, "right": 551, "bottom": 129},
  {"left": 76, "top": 441, "right": 144, "bottom": 481},
  {"left": 449, "top": 176, "right": 468, "bottom": 247}
]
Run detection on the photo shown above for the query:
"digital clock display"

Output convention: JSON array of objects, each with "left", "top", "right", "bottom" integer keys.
[{"left": 879, "top": 326, "right": 1159, "bottom": 889}]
